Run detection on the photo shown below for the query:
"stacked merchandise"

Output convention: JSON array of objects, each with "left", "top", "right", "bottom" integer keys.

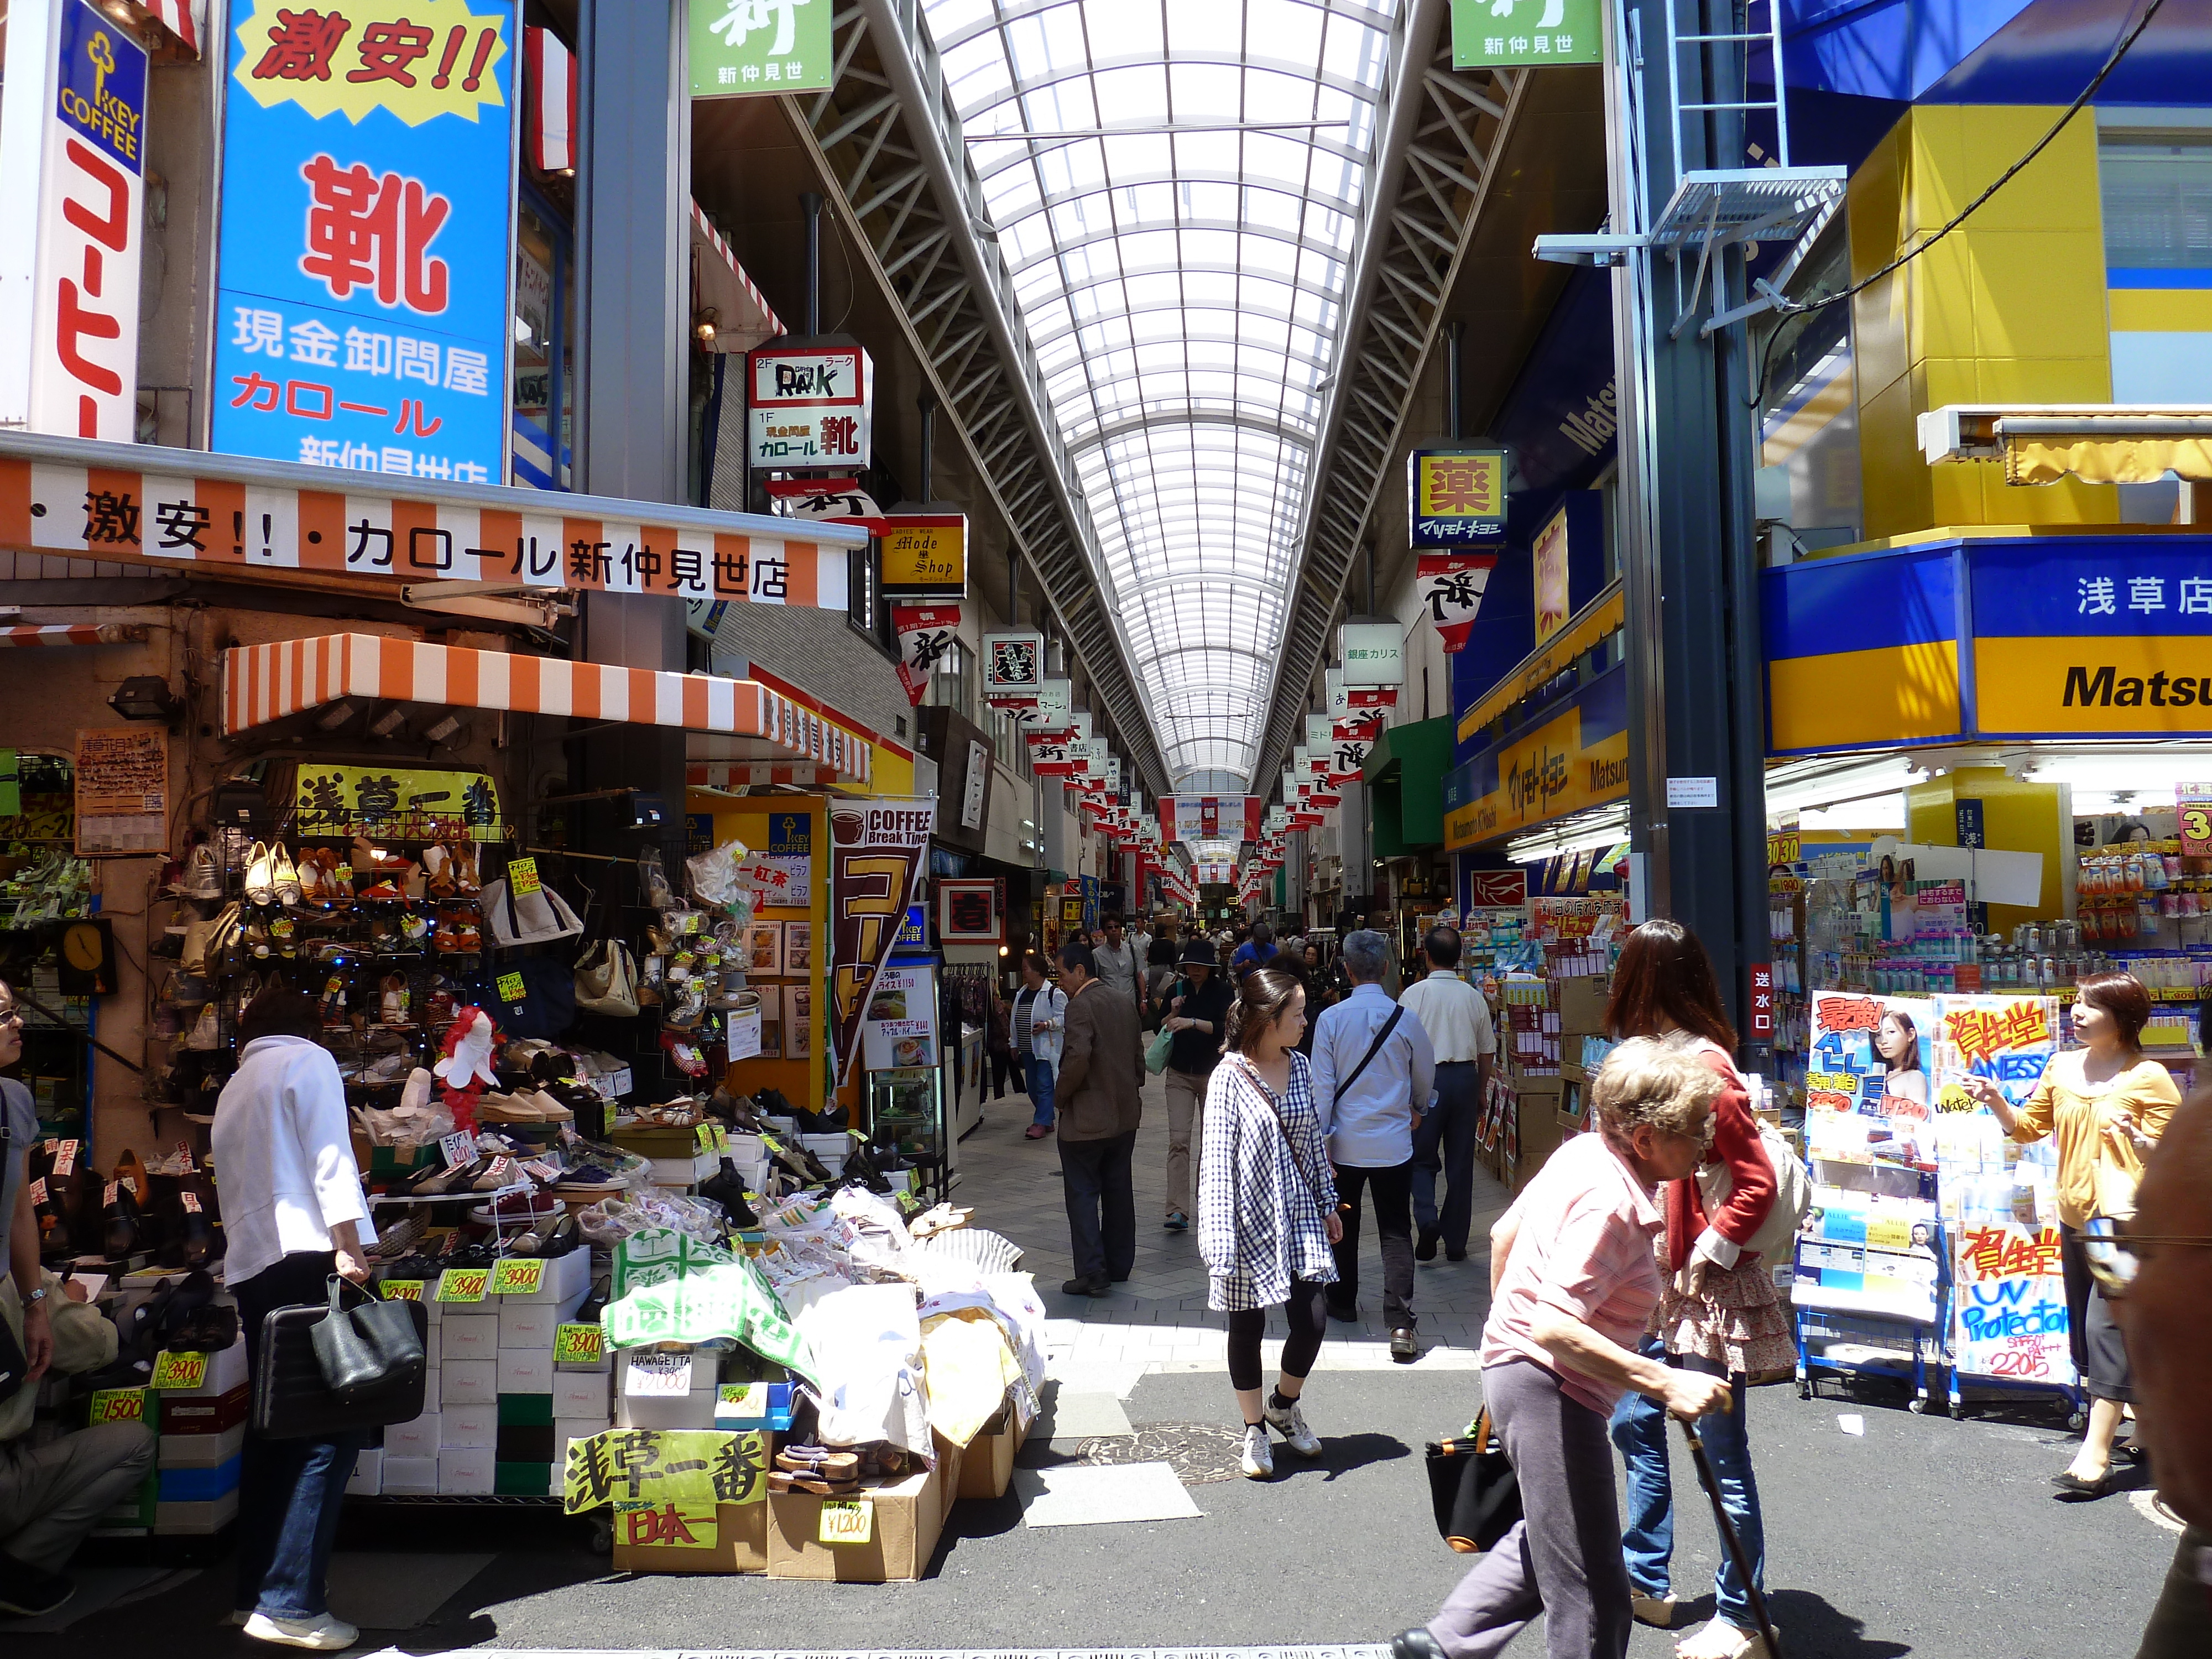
[
  {"left": 1550, "top": 979, "right": 1614, "bottom": 1153},
  {"left": 1456, "top": 905, "right": 1528, "bottom": 994}
]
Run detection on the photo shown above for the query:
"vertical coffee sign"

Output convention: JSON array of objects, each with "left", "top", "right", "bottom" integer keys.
[
  {"left": 0, "top": 0, "right": 150, "bottom": 441},
  {"left": 212, "top": 0, "right": 518, "bottom": 484},
  {"left": 690, "top": 0, "right": 833, "bottom": 97}
]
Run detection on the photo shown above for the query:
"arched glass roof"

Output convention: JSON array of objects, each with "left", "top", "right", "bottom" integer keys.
[{"left": 924, "top": 0, "right": 1399, "bottom": 792}]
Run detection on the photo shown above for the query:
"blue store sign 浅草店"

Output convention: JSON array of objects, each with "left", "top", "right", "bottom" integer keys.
[{"left": 211, "top": 0, "right": 517, "bottom": 483}]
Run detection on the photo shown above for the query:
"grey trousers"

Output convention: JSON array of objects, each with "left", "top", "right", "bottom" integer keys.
[
  {"left": 1429, "top": 1360, "right": 1634, "bottom": 1659},
  {"left": 2135, "top": 1525, "right": 2212, "bottom": 1659},
  {"left": 0, "top": 1422, "right": 156, "bottom": 1574}
]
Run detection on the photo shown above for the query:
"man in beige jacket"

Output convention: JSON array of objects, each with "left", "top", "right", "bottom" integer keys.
[{"left": 1053, "top": 940, "right": 1144, "bottom": 1297}]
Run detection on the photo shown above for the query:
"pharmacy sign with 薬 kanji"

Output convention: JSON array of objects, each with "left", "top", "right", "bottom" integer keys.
[
  {"left": 689, "top": 0, "right": 831, "bottom": 98},
  {"left": 1449, "top": 0, "right": 1603, "bottom": 66}
]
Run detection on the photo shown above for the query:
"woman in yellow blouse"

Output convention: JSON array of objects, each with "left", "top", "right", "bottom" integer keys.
[{"left": 1963, "top": 971, "right": 2178, "bottom": 1499}]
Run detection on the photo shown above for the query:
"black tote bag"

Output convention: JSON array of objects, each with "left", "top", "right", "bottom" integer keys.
[
  {"left": 254, "top": 1280, "right": 428, "bottom": 1439},
  {"left": 1425, "top": 1407, "right": 1522, "bottom": 1553}
]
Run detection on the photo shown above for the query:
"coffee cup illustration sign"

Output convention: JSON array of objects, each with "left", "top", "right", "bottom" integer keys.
[{"left": 829, "top": 800, "right": 935, "bottom": 1083}]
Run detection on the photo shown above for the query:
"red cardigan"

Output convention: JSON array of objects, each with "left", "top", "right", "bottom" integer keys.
[{"left": 1665, "top": 1045, "right": 1777, "bottom": 1272}]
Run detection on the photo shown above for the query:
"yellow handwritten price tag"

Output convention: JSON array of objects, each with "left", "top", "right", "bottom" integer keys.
[
  {"left": 380, "top": 1279, "right": 424, "bottom": 1302},
  {"left": 88, "top": 1387, "right": 146, "bottom": 1425},
  {"left": 491, "top": 1257, "right": 546, "bottom": 1296},
  {"left": 507, "top": 857, "right": 541, "bottom": 898},
  {"left": 437, "top": 1267, "right": 490, "bottom": 1303},
  {"left": 817, "top": 1499, "right": 875, "bottom": 1545},
  {"left": 496, "top": 970, "right": 526, "bottom": 1003},
  {"left": 712, "top": 1125, "right": 729, "bottom": 1154},
  {"left": 149, "top": 1350, "right": 208, "bottom": 1391},
  {"left": 695, "top": 1123, "right": 716, "bottom": 1154},
  {"left": 554, "top": 1324, "right": 604, "bottom": 1365}
]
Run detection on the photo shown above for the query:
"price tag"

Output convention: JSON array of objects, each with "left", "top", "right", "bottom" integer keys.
[
  {"left": 381, "top": 1279, "right": 425, "bottom": 1302},
  {"left": 88, "top": 1387, "right": 146, "bottom": 1425},
  {"left": 817, "top": 1499, "right": 875, "bottom": 1545},
  {"left": 53, "top": 1139, "right": 77, "bottom": 1177},
  {"left": 507, "top": 857, "right": 541, "bottom": 897},
  {"left": 437, "top": 1267, "right": 490, "bottom": 1303},
  {"left": 180, "top": 1190, "right": 202, "bottom": 1214},
  {"left": 484, "top": 1155, "right": 515, "bottom": 1183},
  {"left": 694, "top": 1123, "right": 716, "bottom": 1154},
  {"left": 496, "top": 969, "right": 527, "bottom": 1003},
  {"left": 103, "top": 1180, "right": 118, "bottom": 1208},
  {"left": 28, "top": 1178, "right": 46, "bottom": 1206},
  {"left": 522, "top": 1159, "right": 561, "bottom": 1181},
  {"left": 623, "top": 1352, "right": 693, "bottom": 1396},
  {"left": 175, "top": 1140, "right": 196, "bottom": 1173},
  {"left": 554, "top": 1323, "right": 604, "bottom": 1365},
  {"left": 149, "top": 1350, "right": 209, "bottom": 1391},
  {"left": 440, "top": 1130, "right": 477, "bottom": 1169},
  {"left": 712, "top": 1126, "right": 729, "bottom": 1154},
  {"left": 491, "top": 1257, "right": 545, "bottom": 1296},
  {"left": 2182, "top": 784, "right": 2212, "bottom": 856}
]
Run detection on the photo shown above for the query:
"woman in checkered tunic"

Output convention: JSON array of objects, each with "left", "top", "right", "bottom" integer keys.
[{"left": 1198, "top": 964, "right": 1344, "bottom": 1479}]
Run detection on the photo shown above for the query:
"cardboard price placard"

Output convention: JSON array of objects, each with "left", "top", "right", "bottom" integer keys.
[
  {"left": 149, "top": 1350, "right": 208, "bottom": 1391},
  {"left": 562, "top": 1428, "right": 768, "bottom": 1513},
  {"left": 439, "top": 1130, "right": 477, "bottom": 1169},
  {"left": 507, "top": 856, "right": 541, "bottom": 897},
  {"left": 554, "top": 1324, "right": 605, "bottom": 1365},
  {"left": 88, "top": 1387, "right": 147, "bottom": 1425},
  {"left": 2180, "top": 783, "right": 2212, "bottom": 856},
  {"left": 618, "top": 1500, "right": 717, "bottom": 1550},
  {"left": 818, "top": 1499, "right": 875, "bottom": 1545},
  {"left": 623, "top": 1352, "right": 695, "bottom": 1397},
  {"left": 381, "top": 1280, "right": 425, "bottom": 1302},
  {"left": 496, "top": 969, "right": 528, "bottom": 1003},
  {"left": 437, "top": 1267, "right": 491, "bottom": 1304},
  {"left": 602, "top": 1257, "right": 813, "bottom": 1384},
  {"left": 491, "top": 1258, "right": 547, "bottom": 1297}
]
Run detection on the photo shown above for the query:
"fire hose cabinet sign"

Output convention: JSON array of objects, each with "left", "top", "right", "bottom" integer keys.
[{"left": 747, "top": 341, "right": 873, "bottom": 469}]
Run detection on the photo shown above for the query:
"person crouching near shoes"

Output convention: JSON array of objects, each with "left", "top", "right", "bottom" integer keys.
[
  {"left": 1393, "top": 1036, "right": 1734, "bottom": 1659},
  {"left": 1198, "top": 966, "right": 1343, "bottom": 1480}
]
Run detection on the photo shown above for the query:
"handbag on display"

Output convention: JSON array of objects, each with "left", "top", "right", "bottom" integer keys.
[
  {"left": 254, "top": 1277, "right": 428, "bottom": 1438},
  {"left": 1425, "top": 1407, "right": 1522, "bottom": 1553},
  {"left": 573, "top": 938, "right": 640, "bottom": 1017},
  {"left": 481, "top": 870, "right": 585, "bottom": 948},
  {"left": 490, "top": 956, "right": 579, "bottom": 1040}
]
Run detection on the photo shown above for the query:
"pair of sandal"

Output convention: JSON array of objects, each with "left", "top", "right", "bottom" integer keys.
[
  {"left": 242, "top": 842, "right": 301, "bottom": 906},
  {"left": 422, "top": 838, "right": 481, "bottom": 897},
  {"left": 296, "top": 847, "right": 352, "bottom": 905},
  {"left": 770, "top": 1445, "right": 862, "bottom": 1496}
]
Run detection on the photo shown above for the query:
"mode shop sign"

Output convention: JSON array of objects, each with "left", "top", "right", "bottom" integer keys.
[
  {"left": 747, "top": 341, "right": 873, "bottom": 469},
  {"left": 0, "top": 0, "right": 150, "bottom": 442},
  {"left": 211, "top": 0, "right": 519, "bottom": 486}
]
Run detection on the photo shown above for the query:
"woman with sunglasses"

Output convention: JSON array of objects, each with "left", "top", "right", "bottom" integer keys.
[
  {"left": 1962, "top": 969, "right": 2178, "bottom": 1498},
  {"left": 1603, "top": 920, "right": 1790, "bottom": 1659}
]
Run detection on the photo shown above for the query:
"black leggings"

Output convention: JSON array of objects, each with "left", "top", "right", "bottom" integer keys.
[{"left": 1226, "top": 1278, "right": 1329, "bottom": 1390}]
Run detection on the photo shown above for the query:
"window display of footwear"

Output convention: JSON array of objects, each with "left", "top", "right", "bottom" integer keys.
[{"left": 242, "top": 840, "right": 275, "bottom": 905}]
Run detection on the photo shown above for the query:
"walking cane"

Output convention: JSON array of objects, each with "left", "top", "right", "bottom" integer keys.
[{"left": 1677, "top": 1418, "right": 1785, "bottom": 1658}]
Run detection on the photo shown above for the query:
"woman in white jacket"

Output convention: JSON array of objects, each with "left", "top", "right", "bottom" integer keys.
[
  {"left": 211, "top": 986, "right": 377, "bottom": 1652},
  {"left": 1011, "top": 951, "right": 1068, "bottom": 1141}
]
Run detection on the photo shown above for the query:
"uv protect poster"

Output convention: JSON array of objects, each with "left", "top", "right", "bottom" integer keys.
[{"left": 212, "top": 0, "right": 518, "bottom": 484}]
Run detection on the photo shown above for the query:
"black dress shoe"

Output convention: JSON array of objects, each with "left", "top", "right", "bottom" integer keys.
[
  {"left": 102, "top": 1185, "right": 142, "bottom": 1260},
  {"left": 1061, "top": 1275, "right": 1110, "bottom": 1297},
  {"left": 1415, "top": 1226, "right": 1440, "bottom": 1262},
  {"left": 1390, "top": 1629, "right": 1447, "bottom": 1659},
  {"left": 1446, "top": 1249, "right": 1469, "bottom": 1263}
]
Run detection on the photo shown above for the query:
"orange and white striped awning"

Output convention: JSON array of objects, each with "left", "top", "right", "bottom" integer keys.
[
  {"left": 222, "top": 634, "right": 871, "bottom": 784},
  {"left": 687, "top": 763, "right": 832, "bottom": 790},
  {"left": 0, "top": 623, "right": 146, "bottom": 646}
]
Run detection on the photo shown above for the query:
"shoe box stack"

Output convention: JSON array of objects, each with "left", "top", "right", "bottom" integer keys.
[
  {"left": 362, "top": 1248, "right": 593, "bottom": 1498},
  {"left": 608, "top": 1120, "right": 720, "bottom": 1190},
  {"left": 148, "top": 1334, "right": 251, "bottom": 1536},
  {"left": 1527, "top": 972, "right": 1611, "bottom": 1184}
]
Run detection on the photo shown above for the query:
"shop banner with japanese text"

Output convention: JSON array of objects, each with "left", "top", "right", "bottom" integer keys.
[
  {"left": 830, "top": 798, "right": 933, "bottom": 1086},
  {"left": 563, "top": 1427, "right": 768, "bottom": 1514},
  {"left": 212, "top": 0, "right": 517, "bottom": 483},
  {"left": 891, "top": 603, "right": 960, "bottom": 705},
  {"left": 293, "top": 763, "right": 501, "bottom": 841},
  {"left": 1418, "top": 550, "right": 1496, "bottom": 653}
]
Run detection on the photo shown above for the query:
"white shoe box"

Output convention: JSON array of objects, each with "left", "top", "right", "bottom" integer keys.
[
  {"left": 424, "top": 1325, "right": 441, "bottom": 1366},
  {"left": 441, "top": 1311, "right": 500, "bottom": 1359},
  {"left": 436, "top": 1446, "right": 495, "bottom": 1495},
  {"left": 159, "top": 1339, "right": 249, "bottom": 1399},
  {"left": 155, "top": 1491, "right": 240, "bottom": 1534},
  {"left": 385, "top": 1413, "right": 440, "bottom": 1458},
  {"left": 497, "top": 1301, "right": 557, "bottom": 1349},
  {"left": 552, "top": 1371, "right": 611, "bottom": 1419},
  {"left": 347, "top": 1449, "right": 383, "bottom": 1496},
  {"left": 440, "top": 1359, "right": 497, "bottom": 1405},
  {"left": 382, "top": 1455, "right": 437, "bottom": 1494},
  {"left": 419, "top": 1365, "right": 440, "bottom": 1412},
  {"left": 614, "top": 1352, "right": 718, "bottom": 1430},
  {"left": 500, "top": 1249, "right": 590, "bottom": 1306},
  {"left": 440, "top": 1404, "right": 497, "bottom": 1448},
  {"left": 160, "top": 1423, "right": 246, "bottom": 1468},
  {"left": 497, "top": 1347, "right": 554, "bottom": 1395}
]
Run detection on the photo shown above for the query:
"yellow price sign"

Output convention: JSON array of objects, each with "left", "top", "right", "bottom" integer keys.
[
  {"left": 491, "top": 1257, "right": 546, "bottom": 1296},
  {"left": 695, "top": 1123, "right": 716, "bottom": 1154},
  {"left": 817, "top": 1498, "right": 875, "bottom": 1545},
  {"left": 2181, "top": 784, "right": 2212, "bottom": 856},
  {"left": 380, "top": 1279, "right": 425, "bottom": 1302},
  {"left": 495, "top": 970, "right": 526, "bottom": 1003},
  {"left": 149, "top": 1350, "right": 208, "bottom": 1391},
  {"left": 437, "top": 1267, "right": 490, "bottom": 1303},
  {"left": 554, "top": 1324, "right": 604, "bottom": 1365},
  {"left": 89, "top": 1387, "right": 147, "bottom": 1425},
  {"left": 507, "top": 856, "right": 541, "bottom": 897}
]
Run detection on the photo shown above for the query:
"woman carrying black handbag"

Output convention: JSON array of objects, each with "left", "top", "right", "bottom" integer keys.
[{"left": 211, "top": 987, "right": 379, "bottom": 1652}]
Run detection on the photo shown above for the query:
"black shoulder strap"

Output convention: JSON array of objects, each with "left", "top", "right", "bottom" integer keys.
[{"left": 1338, "top": 1004, "right": 1406, "bottom": 1101}]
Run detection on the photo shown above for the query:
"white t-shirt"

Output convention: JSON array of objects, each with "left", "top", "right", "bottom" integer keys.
[
  {"left": 210, "top": 1036, "right": 375, "bottom": 1285},
  {"left": 1399, "top": 970, "right": 1498, "bottom": 1064}
]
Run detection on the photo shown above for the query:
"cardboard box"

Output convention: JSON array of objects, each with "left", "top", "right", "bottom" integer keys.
[
  {"left": 766, "top": 1464, "right": 943, "bottom": 1582},
  {"left": 612, "top": 1498, "right": 768, "bottom": 1575},
  {"left": 616, "top": 1349, "right": 716, "bottom": 1429},
  {"left": 155, "top": 1339, "right": 249, "bottom": 1399},
  {"left": 437, "top": 1446, "right": 495, "bottom": 1495},
  {"left": 1558, "top": 974, "right": 1611, "bottom": 1034},
  {"left": 499, "top": 1248, "right": 591, "bottom": 1307},
  {"left": 441, "top": 1404, "right": 498, "bottom": 1448},
  {"left": 441, "top": 1359, "right": 497, "bottom": 1406},
  {"left": 155, "top": 1490, "right": 240, "bottom": 1534},
  {"left": 425, "top": 1326, "right": 442, "bottom": 1366},
  {"left": 156, "top": 1385, "right": 248, "bottom": 1435},
  {"left": 553, "top": 1371, "right": 611, "bottom": 1418},
  {"left": 495, "top": 1423, "right": 555, "bottom": 1464},
  {"left": 497, "top": 1392, "right": 554, "bottom": 1427},
  {"left": 380, "top": 1455, "right": 438, "bottom": 1495},
  {"left": 347, "top": 1448, "right": 383, "bottom": 1496},
  {"left": 956, "top": 1407, "right": 1024, "bottom": 1501},
  {"left": 160, "top": 1423, "right": 246, "bottom": 1468},
  {"left": 498, "top": 1347, "right": 555, "bottom": 1395},
  {"left": 494, "top": 1460, "right": 552, "bottom": 1495},
  {"left": 385, "top": 1413, "right": 440, "bottom": 1459},
  {"left": 420, "top": 1366, "right": 441, "bottom": 1412},
  {"left": 441, "top": 1312, "right": 500, "bottom": 1360}
]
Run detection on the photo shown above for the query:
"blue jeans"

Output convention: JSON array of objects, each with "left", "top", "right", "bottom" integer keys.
[
  {"left": 234, "top": 1251, "right": 366, "bottom": 1620},
  {"left": 1024, "top": 1055, "right": 1056, "bottom": 1127},
  {"left": 1610, "top": 1338, "right": 1765, "bottom": 1632}
]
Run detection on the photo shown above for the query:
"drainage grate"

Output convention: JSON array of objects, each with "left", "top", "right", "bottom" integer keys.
[{"left": 1078, "top": 1421, "right": 1249, "bottom": 1485}]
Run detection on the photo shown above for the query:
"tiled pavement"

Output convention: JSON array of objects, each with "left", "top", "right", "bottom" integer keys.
[{"left": 947, "top": 1065, "right": 1512, "bottom": 1378}]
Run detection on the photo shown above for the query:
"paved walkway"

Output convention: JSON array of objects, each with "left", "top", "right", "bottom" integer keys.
[{"left": 949, "top": 1063, "right": 1513, "bottom": 1376}]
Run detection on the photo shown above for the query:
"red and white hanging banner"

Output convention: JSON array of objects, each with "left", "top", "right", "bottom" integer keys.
[
  {"left": 1029, "top": 734, "right": 1078, "bottom": 776},
  {"left": 525, "top": 27, "right": 578, "bottom": 173},
  {"left": 1345, "top": 685, "right": 1399, "bottom": 710},
  {"left": 891, "top": 603, "right": 962, "bottom": 705},
  {"left": 1333, "top": 711, "right": 1384, "bottom": 743},
  {"left": 1417, "top": 550, "right": 1499, "bottom": 653}
]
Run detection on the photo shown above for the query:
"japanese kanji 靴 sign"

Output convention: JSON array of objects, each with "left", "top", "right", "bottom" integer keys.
[{"left": 212, "top": 0, "right": 518, "bottom": 484}]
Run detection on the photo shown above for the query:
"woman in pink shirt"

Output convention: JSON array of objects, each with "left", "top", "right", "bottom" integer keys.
[{"left": 1394, "top": 1036, "right": 1733, "bottom": 1659}]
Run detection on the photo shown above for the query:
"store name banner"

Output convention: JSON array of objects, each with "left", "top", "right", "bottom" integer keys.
[
  {"left": 212, "top": 0, "right": 517, "bottom": 484},
  {"left": 879, "top": 512, "right": 966, "bottom": 599},
  {"left": 1168, "top": 795, "right": 1260, "bottom": 845},
  {"left": 829, "top": 798, "right": 933, "bottom": 1087},
  {"left": 688, "top": 0, "right": 832, "bottom": 97},
  {"left": 0, "top": 0, "right": 149, "bottom": 442},
  {"left": 1444, "top": 660, "right": 1628, "bottom": 849},
  {"left": 747, "top": 341, "right": 872, "bottom": 468},
  {"left": 295, "top": 763, "right": 500, "bottom": 840},
  {"left": 1764, "top": 534, "right": 2212, "bottom": 754},
  {"left": 1449, "top": 0, "right": 1601, "bottom": 65},
  {"left": 982, "top": 629, "right": 1044, "bottom": 706},
  {"left": 890, "top": 602, "right": 959, "bottom": 706},
  {"left": 1408, "top": 446, "right": 1507, "bottom": 547}
]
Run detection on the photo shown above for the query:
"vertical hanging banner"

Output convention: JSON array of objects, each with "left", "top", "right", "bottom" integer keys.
[
  {"left": 829, "top": 798, "right": 935, "bottom": 1086},
  {"left": 1418, "top": 550, "right": 1499, "bottom": 653},
  {"left": 212, "top": 0, "right": 517, "bottom": 483},
  {"left": 890, "top": 603, "right": 960, "bottom": 705},
  {"left": 688, "top": 0, "right": 834, "bottom": 98},
  {"left": 982, "top": 629, "right": 1044, "bottom": 707},
  {"left": 0, "top": 0, "right": 149, "bottom": 441}
]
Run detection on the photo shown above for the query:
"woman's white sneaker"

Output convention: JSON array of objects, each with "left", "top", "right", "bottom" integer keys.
[
  {"left": 1264, "top": 1396, "right": 1322, "bottom": 1456},
  {"left": 1240, "top": 1422, "right": 1275, "bottom": 1479},
  {"left": 242, "top": 1611, "right": 361, "bottom": 1651}
]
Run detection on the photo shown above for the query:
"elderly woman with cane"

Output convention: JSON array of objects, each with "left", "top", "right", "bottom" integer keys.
[{"left": 1391, "top": 1036, "right": 1735, "bottom": 1659}]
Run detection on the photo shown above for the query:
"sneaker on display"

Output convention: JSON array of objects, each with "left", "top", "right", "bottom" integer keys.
[
  {"left": 1262, "top": 1395, "right": 1321, "bottom": 1457},
  {"left": 1239, "top": 1421, "right": 1275, "bottom": 1479}
]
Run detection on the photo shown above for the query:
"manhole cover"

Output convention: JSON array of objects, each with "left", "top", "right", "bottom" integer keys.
[{"left": 1078, "top": 1421, "right": 1248, "bottom": 1484}]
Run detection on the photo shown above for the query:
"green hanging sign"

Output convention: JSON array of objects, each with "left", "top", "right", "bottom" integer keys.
[
  {"left": 1451, "top": 0, "right": 1604, "bottom": 66},
  {"left": 689, "top": 0, "right": 833, "bottom": 98}
]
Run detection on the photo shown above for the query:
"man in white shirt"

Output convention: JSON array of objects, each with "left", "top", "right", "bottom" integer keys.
[
  {"left": 1398, "top": 924, "right": 1498, "bottom": 1264},
  {"left": 1091, "top": 912, "right": 1142, "bottom": 1015},
  {"left": 1128, "top": 917, "right": 1153, "bottom": 971}
]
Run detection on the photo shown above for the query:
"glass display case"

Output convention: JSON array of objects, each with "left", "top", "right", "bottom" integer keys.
[{"left": 865, "top": 1065, "right": 952, "bottom": 1203}]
